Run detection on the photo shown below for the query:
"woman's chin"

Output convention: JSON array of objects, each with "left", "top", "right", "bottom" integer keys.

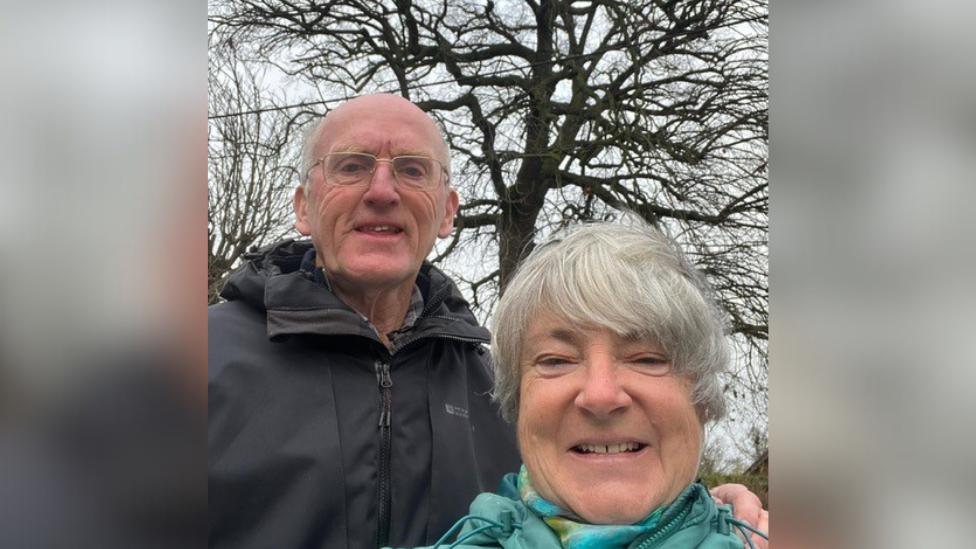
[
  {"left": 566, "top": 482, "right": 685, "bottom": 525},
  {"left": 576, "top": 506, "right": 653, "bottom": 526},
  {"left": 569, "top": 493, "right": 660, "bottom": 525}
]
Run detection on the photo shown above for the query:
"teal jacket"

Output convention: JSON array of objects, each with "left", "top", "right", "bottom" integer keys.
[{"left": 392, "top": 475, "right": 749, "bottom": 549}]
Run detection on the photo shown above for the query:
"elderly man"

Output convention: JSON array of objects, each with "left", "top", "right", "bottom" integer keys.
[{"left": 208, "top": 94, "right": 765, "bottom": 549}]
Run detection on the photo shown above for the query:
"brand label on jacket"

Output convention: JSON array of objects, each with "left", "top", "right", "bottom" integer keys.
[{"left": 444, "top": 403, "right": 469, "bottom": 419}]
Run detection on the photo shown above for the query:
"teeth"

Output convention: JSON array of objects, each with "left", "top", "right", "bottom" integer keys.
[
  {"left": 362, "top": 226, "right": 399, "bottom": 232},
  {"left": 576, "top": 442, "right": 642, "bottom": 454}
]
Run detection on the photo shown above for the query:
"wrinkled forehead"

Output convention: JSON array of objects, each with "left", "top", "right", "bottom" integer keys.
[
  {"left": 317, "top": 100, "right": 447, "bottom": 160},
  {"left": 526, "top": 308, "right": 653, "bottom": 346}
]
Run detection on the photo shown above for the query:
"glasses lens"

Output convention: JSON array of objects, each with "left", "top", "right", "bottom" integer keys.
[
  {"left": 325, "top": 153, "right": 375, "bottom": 185},
  {"left": 393, "top": 156, "right": 438, "bottom": 189},
  {"left": 321, "top": 154, "right": 442, "bottom": 189}
]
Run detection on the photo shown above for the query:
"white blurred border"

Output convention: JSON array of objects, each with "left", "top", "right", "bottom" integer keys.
[{"left": 774, "top": 0, "right": 976, "bottom": 547}]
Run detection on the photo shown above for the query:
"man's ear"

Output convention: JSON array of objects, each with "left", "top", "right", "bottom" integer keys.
[
  {"left": 438, "top": 187, "right": 460, "bottom": 238},
  {"left": 293, "top": 185, "right": 311, "bottom": 236}
]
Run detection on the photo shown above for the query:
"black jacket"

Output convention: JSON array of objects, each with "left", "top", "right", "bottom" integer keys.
[{"left": 208, "top": 240, "right": 520, "bottom": 549}]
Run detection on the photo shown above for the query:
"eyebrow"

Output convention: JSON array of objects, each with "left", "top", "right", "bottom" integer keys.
[
  {"left": 544, "top": 327, "right": 649, "bottom": 344},
  {"left": 395, "top": 147, "right": 436, "bottom": 157},
  {"left": 328, "top": 144, "right": 369, "bottom": 154},
  {"left": 546, "top": 328, "right": 583, "bottom": 345},
  {"left": 620, "top": 331, "right": 646, "bottom": 343}
]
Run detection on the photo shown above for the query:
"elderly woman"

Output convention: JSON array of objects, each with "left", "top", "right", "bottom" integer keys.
[{"left": 392, "top": 221, "right": 767, "bottom": 549}]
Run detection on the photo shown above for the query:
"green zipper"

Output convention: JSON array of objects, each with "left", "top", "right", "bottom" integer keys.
[{"left": 631, "top": 493, "right": 695, "bottom": 549}]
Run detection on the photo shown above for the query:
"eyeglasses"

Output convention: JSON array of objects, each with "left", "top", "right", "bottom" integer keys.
[{"left": 308, "top": 152, "right": 448, "bottom": 191}]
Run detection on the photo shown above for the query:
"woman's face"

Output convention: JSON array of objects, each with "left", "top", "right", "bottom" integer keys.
[{"left": 517, "top": 314, "right": 703, "bottom": 524}]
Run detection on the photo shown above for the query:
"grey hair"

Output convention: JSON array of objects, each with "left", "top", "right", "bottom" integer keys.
[
  {"left": 300, "top": 117, "right": 326, "bottom": 186},
  {"left": 490, "top": 218, "right": 729, "bottom": 424},
  {"left": 298, "top": 106, "right": 454, "bottom": 188},
  {"left": 429, "top": 114, "right": 454, "bottom": 185}
]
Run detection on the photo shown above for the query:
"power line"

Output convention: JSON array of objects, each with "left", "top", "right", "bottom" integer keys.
[{"left": 208, "top": 48, "right": 596, "bottom": 120}]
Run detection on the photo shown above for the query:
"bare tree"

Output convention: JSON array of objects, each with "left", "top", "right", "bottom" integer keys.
[
  {"left": 208, "top": 40, "right": 301, "bottom": 303},
  {"left": 208, "top": 0, "right": 767, "bottom": 438}
]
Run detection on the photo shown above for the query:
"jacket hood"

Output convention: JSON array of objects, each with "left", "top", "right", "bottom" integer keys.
[
  {"left": 219, "top": 239, "right": 490, "bottom": 345},
  {"left": 220, "top": 239, "right": 308, "bottom": 311}
]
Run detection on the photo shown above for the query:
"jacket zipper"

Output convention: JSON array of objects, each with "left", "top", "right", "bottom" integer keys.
[
  {"left": 372, "top": 329, "right": 486, "bottom": 548},
  {"left": 375, "top": 360, "right": 393, "bottom": 548},
  {"left": 633, "top": 495, "right": 694, "bottom": 549},
  {"left": 392, "top": 332, "right": 487, "bottom": 356}
]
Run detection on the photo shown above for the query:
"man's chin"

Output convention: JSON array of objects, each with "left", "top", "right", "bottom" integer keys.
[{"left": 334, "top": 260, "right": 419, "bottom": 291}]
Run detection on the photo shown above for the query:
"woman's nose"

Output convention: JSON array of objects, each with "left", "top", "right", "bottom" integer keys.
[{"left": 574, "top": 357, "right": 632, "bottom": 418}]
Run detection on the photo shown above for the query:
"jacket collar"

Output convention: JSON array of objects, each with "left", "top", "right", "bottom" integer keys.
[{"left": 220, "top": 239, "right": 490, "bottom": 346}]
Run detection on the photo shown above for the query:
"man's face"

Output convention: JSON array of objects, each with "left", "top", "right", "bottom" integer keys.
[{"left": 294, "top": 95, "right": 458, "bottom": 294}]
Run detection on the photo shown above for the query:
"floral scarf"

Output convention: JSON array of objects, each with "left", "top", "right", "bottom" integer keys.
[{"left": 517, "top": 465, "right": 666, "bottom": 549}]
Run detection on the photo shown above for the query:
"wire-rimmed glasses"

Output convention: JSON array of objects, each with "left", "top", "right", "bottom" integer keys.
[{"left": 307, "top": 152, "right": 448, "bottom": 191}]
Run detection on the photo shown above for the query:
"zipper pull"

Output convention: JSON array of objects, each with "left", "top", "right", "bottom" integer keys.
[
  {"left": 379, "top": 363, "right": 393, "bottom": 388},
  {"left": 375, "top": 361, "right": 393, "bottom": 428}
]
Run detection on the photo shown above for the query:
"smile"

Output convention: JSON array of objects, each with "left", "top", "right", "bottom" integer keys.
[
  {"left": 573, "top": 442, "right": 646, "bottom": 455},
  {"left": 357, "top": 225, "right": 403, "bottom": 233}
]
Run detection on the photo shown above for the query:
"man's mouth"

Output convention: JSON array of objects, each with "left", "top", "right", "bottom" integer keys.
[
  {"left": 572, "top": 442, "right": 646, "bottom": 455},
  {"left": 357, "top": 225, "right": 403, "bottom": 234}
]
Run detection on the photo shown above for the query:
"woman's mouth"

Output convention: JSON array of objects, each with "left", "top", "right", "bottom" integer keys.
[{"left": 572, "top": 442, "right": 646, "bottom": 455}]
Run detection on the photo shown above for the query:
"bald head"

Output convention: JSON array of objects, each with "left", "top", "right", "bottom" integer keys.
[{"left": 302, "top": 94, "right": 450, "bottom": 185}]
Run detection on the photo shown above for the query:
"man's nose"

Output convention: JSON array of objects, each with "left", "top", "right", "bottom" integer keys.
[
  {"left": 575, "top": 357, "right": 632, "bottom": 418},
  {"left": 362, "top": 162, "right": 401, "bottom": 205}
]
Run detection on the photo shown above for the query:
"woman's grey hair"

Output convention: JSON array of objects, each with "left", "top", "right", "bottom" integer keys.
[{"left": 491, "top": 218, "right": 729, "bottom": 424}]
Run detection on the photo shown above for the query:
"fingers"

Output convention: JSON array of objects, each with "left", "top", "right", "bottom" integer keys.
[
  {"left": 751, "top": 509, "right": 768, "bottom": 548},
  {"left": 710, "top": 483, "right": 763, "bottom": 526},
  {"left": 709, "top": 483, "right": 768, "bottom": 548},
  {"left": 740, "top": 505, "right": 768, "bottom": 549}
]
